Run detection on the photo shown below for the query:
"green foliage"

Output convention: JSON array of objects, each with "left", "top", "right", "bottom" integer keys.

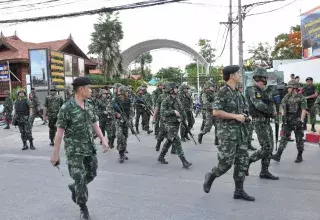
[
  {"left": 155, "top": 67, "right": 183, "bottom": 84},
  {"left": 134, "top": 52, "right": 153, "bottom": 79},
  {"left": 11, "top": 86, "right": 25, "bottom": 101},
  {"left": 197, "top": 39, "right": 216, "bottom": 65},
  {"left": 247, "top": 42, "right": 273, "bottom": 69},
  {"left": 130, "top": 67, "right": 153, "bottom": 81}
]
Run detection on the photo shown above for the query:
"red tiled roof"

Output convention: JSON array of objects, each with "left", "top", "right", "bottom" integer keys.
[
  {"left": 131, "top": 75, "right": 141, "bottom": 80},
  {"left": 0, "top": 36, "right": 96, "bottom": 66},
  {"left": 89, "top": 69, "right": 101, "bottom": 74}
]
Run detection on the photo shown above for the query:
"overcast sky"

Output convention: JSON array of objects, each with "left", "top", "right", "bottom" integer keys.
[{"left": 0, "top": 0, "right": 318, "bottom": 73}]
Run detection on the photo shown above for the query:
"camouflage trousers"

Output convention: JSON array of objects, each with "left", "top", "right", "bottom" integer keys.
[
  {"left": 306, "top": 104, "right": 316, "bottom": 125},
  {"left": 154, "top": 114, "right": 161, "bottom": 135},
  {"left": 212, "top": 125, "right": 248, "bottom": 182},
  {"left": 200, "top": 112, "right": 206, "bottom": 131},
  {"left": 67, "top": 154, "right": 97, "bottom": 205},
  {"left": 180, "top": 110, "right": 195, "bottom": 138},
  {"left": 278, "top": 119, "right": 304, "bottom": 152},
  {"left": 157, "top": 119, "right": 167, "bottom": 140},
  {"left": 162, "top": 123, "right": 184, "bottom": 157},
  {"left": 116, "top": 120, "right": 129, "bottom": 152},
  {"left": 4, "top": 108, "right": 12, "bottom": 122},
  {"left": 135, "top": 108, "right": 144, "bottom": 130},
  {"left": 29, "top": 108, "right": 43, "bottom": 127},
  {"left": 48, "top": 116, "right": 58, "bottom": 140},
  {"left": 17, "top": 116, "right": 33, "bottom": 142},
  {"left": 249, "top": 120, "right": 273, "bottom": 168},
  {"left": 246, "top": 122, "right": 254, "bottom": 146},
  {"left": 99, "top": 117, "right": 116, "bottom": 141},
  {"left": 200, "top": 112, "right": 218, "bottom": 139}
]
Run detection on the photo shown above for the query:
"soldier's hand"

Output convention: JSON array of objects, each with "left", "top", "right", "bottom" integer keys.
[
  {"left": 235, "top": 114, "right": 245, "bottom": 123},
  {"left": 50, "top": 152, "right": 60, "bottom": 167},
  {"left": 174, "top": 110, "right": 180, "bottom": 117},
  {"left": 101, "top": 140, "right": 109, "bottom": 153},
  {"left": 116, "top": 113, "right": 121, "bottom": 119}
]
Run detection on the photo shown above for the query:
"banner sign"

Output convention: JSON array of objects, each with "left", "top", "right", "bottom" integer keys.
[
  {"left": 0, "top": 63, "right": 10, "bottom": 81},
  {"left": 50, "top": 51, "right": 65, "bottom": 89}
]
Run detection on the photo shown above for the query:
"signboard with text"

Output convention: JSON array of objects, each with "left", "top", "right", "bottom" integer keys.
[{"left": 0, "top": 63, "right": 10, "bottom": 81}]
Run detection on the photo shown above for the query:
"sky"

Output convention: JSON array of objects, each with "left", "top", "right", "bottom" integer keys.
[{"left": 0, "top": 0, "right": 318, "bottom": 74}]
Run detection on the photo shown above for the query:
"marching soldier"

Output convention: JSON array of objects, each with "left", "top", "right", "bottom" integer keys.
[
  {"left": 302, "top": 77, "right": 318, "bottom": 132},
  {"left": 152, "top": 82, "right": 164, "bottom": 135},
  {"left": 245, "top": 67, "right": 279, "bottom": 180},
  {"left": 29, "top": 88, "right": 45, "bottom": 127},
  {"left": 198, "top": 81, "right": 219, "bottom": 145},
  {"left": 13, "top": 89, "right": 35, "bottom": 150},
  {"left": 43, "top": 85, "right": 64, "bottom": 146},
  {"left": 3, "top": 90, "right": 13, "bottom": 129},
  {"left": 50, "top": 77, "right": 108, "bottom": 220},
  {"left": 141, "top": 84, "right": 153, "bottom": 133},
  {"left": 178, "top": 84, "right": 195, "bottom": 142},
  {"left": 203, "top": 65, "right": 255, "bottom": 201},
  {"left": 158, "top": 82, "right": 192, "bottom": 168},
  {"left": 272, "top": 80, "right": 307, "bottom": 163}
]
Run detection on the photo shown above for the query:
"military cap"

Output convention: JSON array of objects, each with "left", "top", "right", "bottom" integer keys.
[
  {"left": 287, "top": 80, "right": 299, "bottom": 89},
  {"left": 253, "top": 67, "right": 268, "bottom": 78},
  {"left": 222, "top": 65, "right": 240, "bottom": 76},
  {"left": 72, "top": 77, "right": 91, "bottom": 87},
  {"left": 113, "top": 83, "right": 122, "bottom": 88},
  {"left": 306, "top": 77, "right": 313, "bottom": 81},
  {"left": 99, "top": 89, "right": 108, "bottom": 96},
  {"left": 16, "top": 88, "right": 26, "bottom": 95}
]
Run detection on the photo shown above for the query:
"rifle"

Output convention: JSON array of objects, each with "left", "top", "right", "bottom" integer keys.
[
  {"left": 179, "top": 118, "right": 197, "bottom": 145},
  {"left": 275, "top": 103, "right": 280, "bottom": 152},
  {"left": 141, "top": 99, "right": 154, "bottom": 116},
  {"left": 115, "top": 103, "right": 140, "bottom": 142}
]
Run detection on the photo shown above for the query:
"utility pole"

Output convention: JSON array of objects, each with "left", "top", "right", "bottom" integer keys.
[
  {"left": 220, "top": 0, "right": 238, "bottom": 65},
  {"left": 238, "top": 0, "right": 244, "bottom": 86}
]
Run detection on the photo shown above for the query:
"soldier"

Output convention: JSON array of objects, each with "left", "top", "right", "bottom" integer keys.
[
  {"left": 152, "top": 82, "right": 164, "bottom": 135},
  {"left": 96, "top": 88, "right": 115, "bottom": 148},
  {"left": 245, "top": 67, "right": 279, "bottom": 180},
  {"left": 302, "top": 77, "right": 318, "bottom": 132},
  {"left": 198, "top": 81, "right": 219, "bottom": 145},
  {"left": 157, "top": 82, "right": 192, "bottom": 168},
  {"left": 178, "top": 84, "right": 195, "bottom": 142},
  {"left": 203, "top": 65, "right": 255, "bottom": 201},
  {"left": 28, "top": 88, "right": 45, "bottom": 127},
  {"left": 238, "top": 83, "right": 256, "bottom": 151},
  {"left": 134, "top": 87, "right": 145, "bottom": 134},
  {"left": 65, "top": 84, "right": 74, "bottom": 102},
  {"left": 43, "top": 85, "right": 64, "bottom": 146},
  {"left": 50, "top": 77, "right": 108, "bottom": 220},
  {"left": 199, "top": 85, "right": 206, "bottom": 131},
  {"left": 13, "top": 89, "right": 35, "bottom": 150},
  {"left": 272, "top": 80, "right": 307, "bottom": 163},
  {"left": 141, "top": 84, "right": 153, "bottom": 133},
  {"left": 3, "top": 90, "right": 13, "bottom": 129},
  {"left": 112, "top": 85, "right": 132, "bottom": 163}
]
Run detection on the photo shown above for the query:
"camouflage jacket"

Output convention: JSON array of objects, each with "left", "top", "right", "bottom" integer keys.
[
  {"left": 30, "top": 95, "right": 40, "bottom": 109},
  {"left": 280, "top": 93, "right": 307, "bottom": 119},
  {"left": 56, "top": 98, "right": 98, "bottom": 156},
  {"left": 4, "top": 96, "right": 13, "bottom": 111},
  {"left": 160, "top": 95, "right": 186, "bottom": 124},
  {"left": 202, "top": 91, "right": 215, "bottom": 112},
  {"left": 178, "top": 91, "right": 193, "bottom": 112},
  {"left": 152, "top": 88, "right": 162, "bottom": 107},
  {"left": 96, "top": 97, "right": 114, "bottom": 119},
  {"left": 44, "top": 94, "right": 64, "bottom": 117}
]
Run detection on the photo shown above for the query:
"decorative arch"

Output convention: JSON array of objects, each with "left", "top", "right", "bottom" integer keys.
[{"left": 121, "top": 39, "right": 209, "bottom": 74}]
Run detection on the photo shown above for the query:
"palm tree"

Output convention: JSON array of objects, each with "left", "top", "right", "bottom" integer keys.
[
  {"left": 88, "top": 12, "right": 123, "bottom": 79},
  {"left": 135, "top": 52, "right": 153, "bottom": 79}
]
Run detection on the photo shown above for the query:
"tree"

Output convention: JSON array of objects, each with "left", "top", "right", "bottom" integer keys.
[
  {"left": 134, "top": 52, "right": 153, "bottom": 79},
  {"left": 88, "top": 12, "right": 123, "bottom": 79},
  {"left": 130, "top": 67, "right": 153, "bottom": 81},
  {"left": 246, "top": 42, "right": 273, "bottom": 69},
  {"left": 197, "top": 39, "right": 216, "bottom": 68},
  {"left": 185, "top": 63, "right": 222, "bottom": 88},
  {"left": 271, "top": 25, "right": 302, "bottom": 60},
  {"left": 155, "top": 67, "right": 183, "bottom": 84}
]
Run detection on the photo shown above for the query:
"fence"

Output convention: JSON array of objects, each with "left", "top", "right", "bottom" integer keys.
[{"left": 0, "top": 81, "right": 22, "bottom": 95}]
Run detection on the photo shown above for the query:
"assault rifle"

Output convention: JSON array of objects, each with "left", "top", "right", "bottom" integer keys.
[{"left": 178, "top": 118, "right": 197, "bottom": 145}]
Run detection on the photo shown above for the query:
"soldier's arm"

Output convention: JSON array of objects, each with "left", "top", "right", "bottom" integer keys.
[
  {"left": 247, "top": 89, "right": 270, "bottom": 113},
  {"left": 300, "top": 96, "right": 308, "bottom": 121},
  {"left": 43, "top": 97, "right": 48, "bottom": 117},
  {"left": 202, "top": 93, "right": 212, "bottom": 110},
  {"left": 28, "top": 100, "right": 33, "bottom": 117}
]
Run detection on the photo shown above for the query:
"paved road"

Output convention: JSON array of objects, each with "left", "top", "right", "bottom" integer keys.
[{"left": 0, "top": 118, "right": 320, "bottom": 220}]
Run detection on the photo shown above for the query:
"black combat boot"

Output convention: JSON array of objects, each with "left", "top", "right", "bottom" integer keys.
[
  {"left": 179, "top": 155, "right": 192, "bottom": 169},
  {"left": 22, "top": 141, "right": 28, "bottom": 150},
  {"left": 3, "top": 122, "right": 10, "bottom": 129},
  {"left": 198, "top": 133, "right": 204, "bottom": 144},
  {"left": 181, "top": 137, "right": 186, "bottom": 142},
  {"left": 50, "top": 139, "right": 54, "bottom": 146},
  {"left": 68, "top": 183, "right": 76, "bottom": 203},
  {"left": 214, "top": 137, "right": 219, "bottom": 146},
  {"left": 245, "top": 159, "right": 253, "bottom": 176},
  {"left": 135, "top": 125, "right": 139, "bottom": 134},
  {"left": 295, "top": 150, "right": 303, "bottom": 163},
  {"left": 272, "top": 149, "right": 283, "bottom": 162},
  {"left": 203, "top": 172, "right": 216, "bottom": 193},
  {"left": 158, "top": 147, "right": 169, "bottom": 164},
  {"left": 233, "top": 180, "right": 255, "bottom": 201},
  {"left": 248, "top": 145, "right": 256, "bottom": 151},
  {"left": 311, "top": 124, "right": 316, "bottom": 132},
  {"left": 260, "top": 164, "right": 279, "bottom": 180},
  {"left": 200, "top": 121, "right": 205, "bottom": 131},
  {"left": 171, "top": 146, "right": 176, "bottom": 154},
  {"left": 185, "top": 134, "right": 190, "bottom": 140},
  {"left": 155, "top": 139, "right": 162, "bottom": 151},
  {"left": 29, "top": 139, "right": 35, "bottom": 150},
  {"left": 109, "top": 138, "right": 115, "bottom": 149},
  {"left": 118, "top": 151, "right": 125, "bottom": 163},
  {"left": 147, "top": 129, "right": 153, "bottom": 134},
  {"left": 79, "top": 204, "right": 91, "bottom": 220}
]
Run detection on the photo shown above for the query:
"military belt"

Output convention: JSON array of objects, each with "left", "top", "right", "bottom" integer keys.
[
  {"left": 252, "top": 117, "right": 270, "bottom": 123},
  {"left": 219, "top": 119, "right": 240, "bottom": 124}
]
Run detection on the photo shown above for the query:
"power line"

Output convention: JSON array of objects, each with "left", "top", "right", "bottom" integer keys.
[
  {"left": 214, "top": 24, "right": 221, "bottom": 49},
  {"left": 0, "top": 0, "right": 64, "bottom": 11},
  {"left": 178, "top": 1, "right": 234, "bottom": 7},
  {"left": 0, "top": 0, "right": 33, "bottom": 4},
  {"left": 246, "top": 0, "right": 298, "bottom": 17},
  {"left": 215, "top": 26, "right": 230, "bottom": 62},
  {"left": 0, "top": 0, "right": 185, "bottom": 24}
]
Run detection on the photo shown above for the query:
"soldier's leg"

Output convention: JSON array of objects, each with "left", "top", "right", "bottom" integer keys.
[
  {"left": 106, "top": 120, "right": 116, "bottom": 149},
  {"left": 203, "top": 139, "right": 236, "bottom": 193},
  {"left": 48, "top": 117, "right": 56, "bottom": 145},
  {"left": 272, "top": 123, "right": 293, "bottom": 162},
  {"left": 117, "top": 122, "right": 128, "bottom": 163},
  {"left": 293, "top": 122, "right": 304, "bottom": 163},
  {"left": 213, "top": 118, "right": 219, "bottom": 145},
  {"left": 24, "top": 117, "right": 35, "bottom": 150},
  {"left": 158, "top": 139, "right": 171, "bottom": 164},
  {"left": 37, "top": 110, "right": 44, "bottom": 121},
  {"left": 135, "top": 110, "right": 142, "bottom": 133},
  {"left": 310, "top": 105, "right": 316, "bottom": 132},
  {"left": 154, "top": 115, "right": 160, "bottom": 136},
  {"left": 84, "top": 155, "right": 98, "bottom": 184},
  {"left": 247, "top": 123, "right": 256, "bottom": 150},
  {"left": 198, "top": 112, "right": 213, "bottom": 144},
  {"left": 200, "top": 113, "right": 206, "bottom": 131},
  {"left": 233, "top": 143, "right": 254, "bottom": 201},
  {"left": 143, "top": 112, "right": 153, "bottom": 133},
  {"left": 18, "top": 119, "right": 28, "bottom": 150},
  {"left": 180, "top": 122, "right": 187, "bottom": 142},
  {"left": 67, "top": 155, "right": 91, "bottom": 218},
  {"left": 99, "top": 118, "right": 107, "bottom": 138},
  {"left": 155, "top": 120, "right": 166, "bottom": 151},
  {"left": 28, "top": 114, "right": 36, "bottom": 127}
]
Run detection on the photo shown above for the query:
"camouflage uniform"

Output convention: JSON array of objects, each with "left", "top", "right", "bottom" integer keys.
[
  {"left": 141, "top": 85, "right": 153, "bottom": 133},
  {"left": 96, "top": 89, "right": 116, "bottom": 148},
  {"left": 199, "top": 89, "right": 206, "bottom": 131},
  {"left": 3, "top": 90, "right": 13, "bottom": 129},
  {"left": 272, "top": 80, "right": 307, "bottom": 163},
  {"left": 44, "top": 86, "right": 64, "bottom": 146},
  {"left": 28, "top": 89, "right": 44, "bottom": 127},
  {"left": 56, "top": 98, "right": 98, "bottom": 207},
  {"left": 134, "top": 86, "right": 153, "bottom": 134},
  {"left": 198, "top": 81, "right": 219, "bottom": 145},
  {"left": 246, "top": 67, "right": 279, "bottom": 180},
  {"left": 152, "top": 82, "right": 164, "bottom": 135},
  {"left": 157, "top": 82, "right": 192, "bottom": 168},
  {"left": 178, "top": 84, "right": 195, "bottom": 141},
  {"left": 13, "top": 89, "right": 35, "bottom": 150},
  {"left": 203, "top": 65, "right": 254, "bottom": 202},
  {"left": 302, "top": 79, "right": 317, "bottom": 131},
  {"left": 112, "top": 86, "right": 132, "bottom": 163}
]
